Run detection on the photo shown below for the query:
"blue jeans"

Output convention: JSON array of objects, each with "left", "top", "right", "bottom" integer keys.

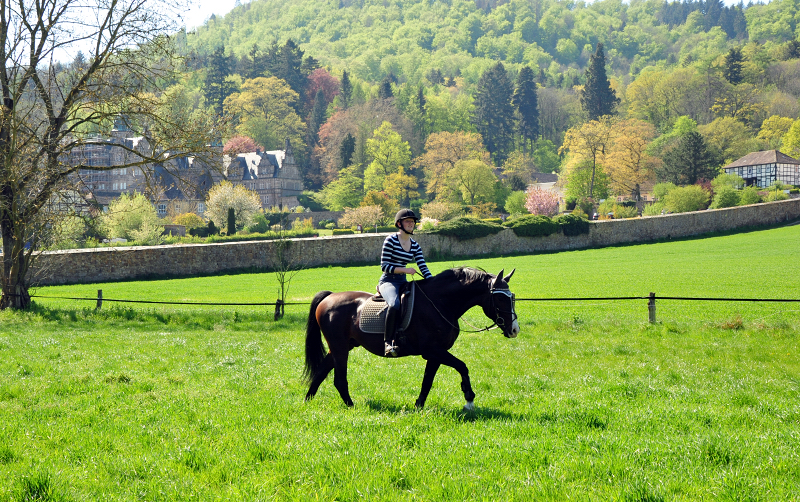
[{"left": 378, "top": 276, "right": 405, "bottom": 310}]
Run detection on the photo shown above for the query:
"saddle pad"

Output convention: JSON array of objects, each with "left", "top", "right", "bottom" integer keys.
[{"left": 358, "top": 283, "right": 415, "bottom": 334}]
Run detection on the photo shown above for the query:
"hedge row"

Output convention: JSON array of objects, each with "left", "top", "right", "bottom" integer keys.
[{"left": 424, "top": 214, "right": 591, "bottom": 241}]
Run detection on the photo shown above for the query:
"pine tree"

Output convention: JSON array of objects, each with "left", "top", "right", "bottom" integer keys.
[
  {"left": 659, "top": 132, "right": 720, "bottom": 185},
  {"left": 513, "top": 66, "right": 540, "bottom": 153},
  {"left": 340, "top": 70, "right": 352, "bottom": 108},
  {"left": 309, "top": 89, "right": 327, "bottom": 146},
  {"left": 580, "top": 43, "right": 619, "bottom": 121},
  {"left": 204, "top": 45, "right": 231, "bottom": 115},
  {"left": 473, "top": 62, "right": 515, "bottom": 163},
  {"left": 723, "top": 46, "right": 745, "bottom": 85},
  {"left": 378, "top": 75, "right": 393, "bottom": 99},
  {"left": 340, "top": 133, "right": 356, "bottom": 168}
]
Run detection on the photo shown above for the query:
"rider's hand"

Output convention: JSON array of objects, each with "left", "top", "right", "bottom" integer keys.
[{"left": 405, "top": 267, "right": 417, "bottom": 276}]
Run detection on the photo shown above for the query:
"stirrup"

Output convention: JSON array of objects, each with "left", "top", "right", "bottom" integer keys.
[{"left": 384, "top": 342, "right": 399, "bottom": 357}]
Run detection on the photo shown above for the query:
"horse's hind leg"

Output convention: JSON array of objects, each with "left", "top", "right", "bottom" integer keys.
[
  {"left": 331, "top": 349, "right": 354, "bottom": 407},
  {"left": 305, "top": 354, "right": 334, "bottom": 402}
]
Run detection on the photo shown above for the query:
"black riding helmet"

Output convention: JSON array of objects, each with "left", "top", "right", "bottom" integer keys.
[{"left": 394, "top": 209, "right": 420, "bottom": 226}]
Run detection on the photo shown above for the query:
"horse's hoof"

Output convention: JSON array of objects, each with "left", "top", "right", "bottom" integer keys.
[{"left": 463, "top": 401, "right": 475, "bottom": 412}]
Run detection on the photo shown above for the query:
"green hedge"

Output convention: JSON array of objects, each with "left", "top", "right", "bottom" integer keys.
[
  {"left": 426, "top": 217, "right": 504, "bottom": 240},
  {"left": 503, "top": 215, "right": 559, "bottom": 238},
  {"left": 554, "top": 213, "right": 591, "bottom": 236},
  {"left": 332, "top": 229, "right": 355, "bottom": 235}
]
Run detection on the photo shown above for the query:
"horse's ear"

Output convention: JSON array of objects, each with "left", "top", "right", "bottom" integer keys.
[
  {"left": 503, "top": 268, "right": 515, "bottom": 283},
  {"left": 493, "top": 269, "right": 504, "bottom": 288}
]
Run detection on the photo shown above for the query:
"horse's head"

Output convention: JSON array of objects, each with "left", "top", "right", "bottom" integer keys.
[{"left": 485, "top": 269, "right": 520, "bottom": 338}]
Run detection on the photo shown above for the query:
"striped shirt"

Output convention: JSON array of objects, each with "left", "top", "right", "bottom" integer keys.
[{"left": 380, "top": 234, "right": 432, "bottom": 279}]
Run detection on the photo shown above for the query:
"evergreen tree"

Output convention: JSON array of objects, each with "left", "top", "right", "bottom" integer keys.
[
  {"left": 417, "top": 85, "right": 426, "bottom": 114},
  {"left": 513, "top": 66, "right": 540, "bottom": 153},
  {"left": 204, "top": 45, "right": 231, "bottom": 115},
  {"left": 340, "top": 70, "right": 352, "bottom": 108},
  {"left": 473, "top": 61, "right": 515, "bottom": 163},
  {"left": 309, "top": 89, "right": 327, "bottom": 146},
  {"left": 266, "top": 39, "right": 312, "bottom": 111},
  {"left": 580, "top": 43, "right": 619, "bottom": 121},
  {"left": 340, "top": 133, "right": 356, "bottom": 168},
  {"left": 723, "top": 46, "right": 745, "bottom": 85},
  {"left": 378, "top": 75, "right": 394, "bottom": 99},
  {"left": 658, "top": 132, "right": 720, "bottom": 185}
]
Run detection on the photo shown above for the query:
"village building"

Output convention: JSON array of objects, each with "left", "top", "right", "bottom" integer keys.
[
  {"left": 223, "top": 138, "right": 303, "bottom": 210},
  {"left": 722, "top": 150, "right": 800, "bottom": 188}
]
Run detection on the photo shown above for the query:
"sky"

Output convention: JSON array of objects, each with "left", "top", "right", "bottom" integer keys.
[{"left": 182, "top": 0, "right": 240, "bottom": 31}]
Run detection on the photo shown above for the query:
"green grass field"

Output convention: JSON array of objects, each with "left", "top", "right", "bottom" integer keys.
[{"left": 1, "top": 225, "right": 799, "bottom": 500}]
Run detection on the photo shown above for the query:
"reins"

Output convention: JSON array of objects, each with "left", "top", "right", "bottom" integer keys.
[{"left": 412, "top": 277, "right": 500, "bottom": 334}]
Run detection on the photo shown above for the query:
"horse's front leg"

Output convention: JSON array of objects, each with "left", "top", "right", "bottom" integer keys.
[
  {"left": 420, "top": 347, "right": 475, "bottom": 411},
  {"left": 415, "top": 360, "right": 441, "bottom": 409}
]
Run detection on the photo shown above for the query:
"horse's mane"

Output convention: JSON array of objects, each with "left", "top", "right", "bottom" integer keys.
[{"left": 425, "top": 266, "right": 490, "bottom": 286}]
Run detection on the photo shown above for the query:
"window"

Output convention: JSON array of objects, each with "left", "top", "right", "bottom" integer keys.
[
  {"left": 112, "top": 183, "right": 118, "bottom": 190},
  {"left": 174, "top": 204, "right": 181, "bottom": 214},
  {"left": 197, "top": 202, "right": 205, "bottom": 214},
  {"left": 157, "top": 204, "right": 167, "bottom": 216}
]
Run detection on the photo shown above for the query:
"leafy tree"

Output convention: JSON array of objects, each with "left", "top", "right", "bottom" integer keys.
[
  {"left": 445, "top": 160, "right": 497, "bottom": 205},
  {"left": 223, "top": 136, "right": 263, "bottom": 156},
  {"left": 564, "top": 160, "right": 610, "bottom": 200},
  {"left": 360, "top": 191, "right": 397, "bottom": 223},
  {"left": 364, "top": 122, "right": 411, "bottom": 192},
  {"left": 603, "top": 119, "right": 658, "bottom": 198},
  {"left": 339, "top": 205, "right": 383, "bottom": 229},
  {"left": 205, "top": 181, "right": 261, "bottom": 231},
  {"left": 266, "top": 39, "right": 316, "bottom": 111},
  {"left": 473, "top": 62, "right": 515, "bottom": 163},
  {"left": 738, "top": 186, "right": 762, "bottom": 205},
  {"left": 513, "top": 66, "right": 540, "bottom": 153},
  {"left": 1, "top": 0, "right": 219, "bottom": 309},
  {"left": 415, "top": 131, "right": 489, "bottom": 199},
  {"left": 780, "top": 119, "right": 800, "bottom": 157},
  {"left": 383, "top": 167, "right": 420, "bottom": 207},
  {"left": 758, "top": 116, "right": 794, "bottom": 150},
  {"left": 312, "top": 166, "right": 364, "bottom": 210},
  {"left": 560, "top": 118, "right": 615, "bottom": 199},
  {"left": 698, "top": 117, "right": 754, "bottom": 164},
  {"left": 504, "top": 191, "right": 529, "bottom": 215},
  {"left": 305, "top": 68, "right": 340, "bottom": 107},
  {"left": 420, "top": 200, "right": 463, "bottom": 221},
  {"left": 173, "top": 213, "right": 206, "bottom": 230},
  {"left": 580, "top": 43, "right": 619, "bottom": 121},
  {"left": 711, "top": 173, "right": 745, "bottom": 191},
  {"left": 223, "top": 77, "right": 306, "bottom": 152},
  {"left": 101, "top": 193, "right": 164, "bottom": 243},
  {"left": 723, "top": 46, "right": 745, "bottom": 85},
  {"left": 525, "top": 187, "right": 559, "bottom": 217},
  {"left": 659, "top": 132, "right": 721, "bottom": 185}
]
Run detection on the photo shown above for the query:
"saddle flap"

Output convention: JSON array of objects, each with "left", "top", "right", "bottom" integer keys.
[{"left": 359, "top": 283, "right": 416, "bottom": 334}]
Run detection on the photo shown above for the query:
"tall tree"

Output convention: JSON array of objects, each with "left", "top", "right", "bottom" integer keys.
[
  {"left": 473, "top": 62, "right": 515, "bottom": 163},
  {"left": 308, "top": 89, "right": 328, "bottom": 146},
  {"left": 560, "top": 118, "right": 615, "bottom": 199},
  {"left": 340, "top": 70, "right": 353, "bottom": 108},
  {"left": 205, "top": 45, "right": 232, "bottom": 115},
  {"left": 513, "top": 66, "right": 540, "bottom": 153},
  {"left": 659, "top": 132, "right": 720, "bottom": 185},
  {"left": 339, "top": 133, "right": 356, "bottom": 168},
  {"left": 378, "top": 75, "right": 394, "bottom": 99},
  {"left": 266, "top": 39, "right": 316, "bottom": 111},
  {"left": 413, "top": 132, "right": 489, "bottom": 199},
  {"left": 580, "top": 43, "right": 620, "bottom": 121},
  {"left": 723, "top": 46, "right": 745, "bottom": 85},
  {"left": 0, "top": 0, "right": 219, "bottom": 309}
]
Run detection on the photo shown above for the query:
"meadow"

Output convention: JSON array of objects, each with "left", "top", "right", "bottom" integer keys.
[{"left": 0, "top": 224, "right": 798, "bottom": 500}]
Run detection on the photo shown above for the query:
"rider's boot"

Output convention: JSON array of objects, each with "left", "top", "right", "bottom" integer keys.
[{"left": 383, "top": 306, "right": 400, "bottom": 357}]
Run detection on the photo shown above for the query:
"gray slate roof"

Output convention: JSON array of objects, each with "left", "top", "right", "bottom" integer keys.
[{"left": 724, "top": 150, "right": 800, "bottom": 169}]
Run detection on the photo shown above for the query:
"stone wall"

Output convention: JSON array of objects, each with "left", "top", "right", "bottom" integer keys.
[{"left": 31, "top": 199, "right": 800, "bottom": 286}]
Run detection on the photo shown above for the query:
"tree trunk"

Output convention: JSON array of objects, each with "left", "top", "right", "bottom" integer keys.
[{"left": 1, "top": 220, "right": 32, "bottom": 310}]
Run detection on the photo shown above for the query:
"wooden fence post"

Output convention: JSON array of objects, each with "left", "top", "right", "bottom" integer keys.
[
  {"left": 96, "top": 289, "right": 103, "bottom": 310},
  {"left": 274, "top": 299, "right": 284, "bottom": 320},
  {"left": 648, "top": 292, "right": 656, "bottom": 323}
]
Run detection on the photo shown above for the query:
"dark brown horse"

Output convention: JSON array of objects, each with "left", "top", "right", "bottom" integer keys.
[{"left": 303, "top": 267, "right": 520, "bottom": 410}]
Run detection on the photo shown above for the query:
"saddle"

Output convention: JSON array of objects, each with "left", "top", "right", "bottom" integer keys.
[{"left": 358, "top": 282, "right": 416, "bottom": 334}]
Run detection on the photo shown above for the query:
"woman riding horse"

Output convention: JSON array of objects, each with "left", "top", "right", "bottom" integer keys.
[
  {"left": 379, "top": 209, "right": 432, "bottom": 357},
  {"left": 304, "top": 266, "right": 520, "bottom": 410}
]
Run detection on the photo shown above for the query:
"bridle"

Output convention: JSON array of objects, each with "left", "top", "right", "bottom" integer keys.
[{"left": 414, "top": 279, "right": 517, "bottom": 335}]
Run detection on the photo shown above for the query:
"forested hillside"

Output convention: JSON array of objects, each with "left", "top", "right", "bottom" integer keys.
[{"left": 170, "top": 0, "right": 800, "bottom": 215}]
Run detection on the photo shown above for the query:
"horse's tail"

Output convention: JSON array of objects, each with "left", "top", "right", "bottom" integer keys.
[{"left": 304, "top": 290, "right": 333, "bottom": 383}]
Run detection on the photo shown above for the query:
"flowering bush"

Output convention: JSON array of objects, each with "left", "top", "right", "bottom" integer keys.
[
  {"left": 525, "top": 187, "right": 559, "bottom": 216},
  {"left": 418, "top": 217, "right": 439, "bottom": 231},
  {"left": 338, "top": 205, "right": 383, "bottom": 229}
]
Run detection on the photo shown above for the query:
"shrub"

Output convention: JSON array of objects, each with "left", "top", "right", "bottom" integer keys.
[
  {"left": 189, "top": 220, "right": 219, "bottom": 238},
  {"left": 738, "top": 186, "right": 762, "bottom": 205},
  {"left": 663, "top": 185, "right": 710, "bottom": 213},
  {"left": 711, "top": 173, "right": 745, "bottom": 191},
  {"left": 643, "top": 202, "right": 666, "bottom": 216},
  {"left": 173, "top": 213, "right": 205, "bottom": 230},
  {"left": 339, "top": 205, "right": 383, "bottom": 229},
  {"left": 317, "top": 219, "right": 335, "bottom": 229},
  {"left": 418, "top": 217, "right": 438, "bottom": 231},
  {"left": 710, "top": 186, "right": 740, "bottom": 209},
  {"left": 325, "top": 222, "right": 336, "bottom": 230},
  {"left": 428, "top": 217, "right": 504, "bottom": 240},
  {"left": 765, "top": 190, "right": 789, "bottom": 201},
  {"left": 482, "top": 217, "right": 502, "bottom": 224},
  {"left": 503, "top": 215, "right": 559, "bottom": 237},
  {"left": 652, "top": 182, "right": 677, "bottom": 200},
  {"left": 101, "top": 193, "right": 163, "bottom": 242},
  {"left": 205, "top": 181, "right": 261, "bottom": 231},
  {"left": 245, "top": 213, "right": 270, "bottom": 233},
  {"left": 614, "top": 205, "right": 639, "bottom": 219},
  {"left": 554, "top": 213, "right": 590, "bottom": 236},
  {"left": 332, "top": 229, "right": 355, "bottom": 235},
  {"left": 504, "top": 190, "right": 529, "bottom": 215}
]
